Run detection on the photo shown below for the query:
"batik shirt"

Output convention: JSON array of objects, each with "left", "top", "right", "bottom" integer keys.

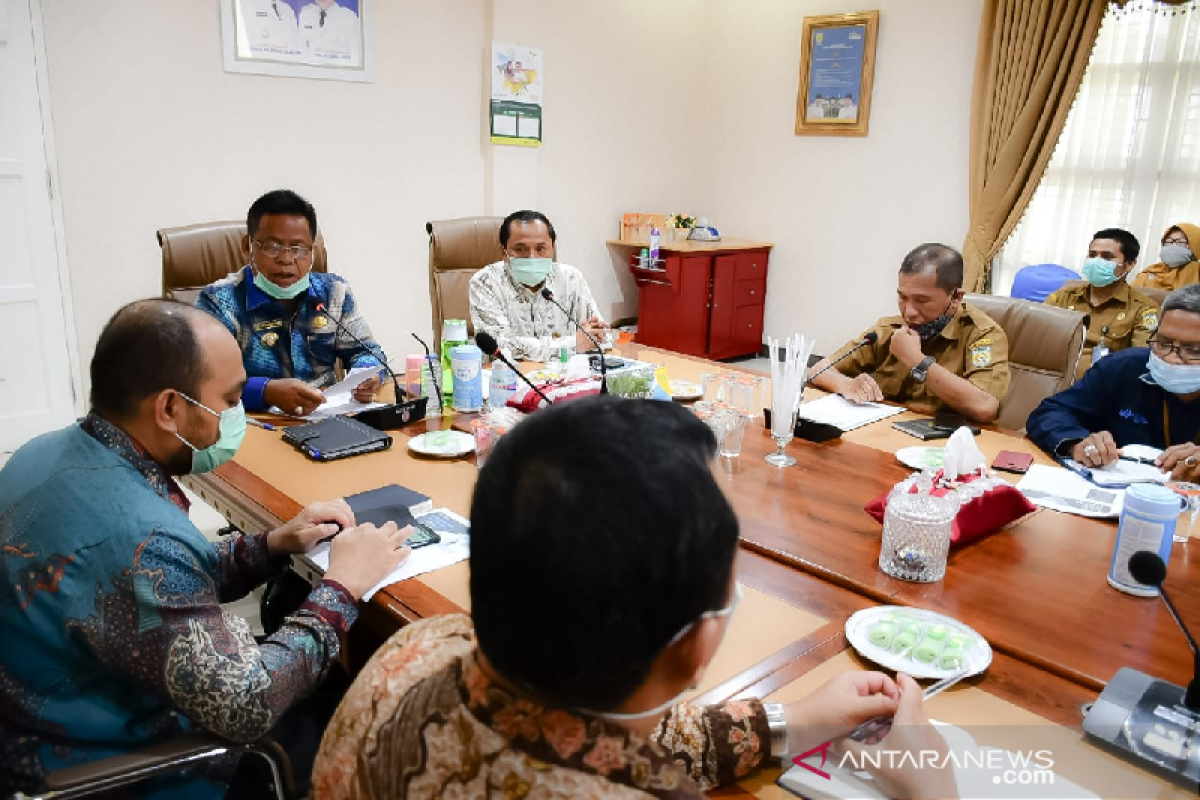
[
  {"left": 0, "top": 413, "right": 358, "bottom": 798},
  {"left": 196, "top": 266, "right": 385, "bottom": 411},
  {"left": 469, "top": 261, "right": 614, "bottom": 361},
  {"left": 312, "top": 614, "right": 771, "bottom": 799}
]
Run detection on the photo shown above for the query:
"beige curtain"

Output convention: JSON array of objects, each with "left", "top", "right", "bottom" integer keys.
[{"left": 962, "top": 0, "right": 1107, "bottom": 292}]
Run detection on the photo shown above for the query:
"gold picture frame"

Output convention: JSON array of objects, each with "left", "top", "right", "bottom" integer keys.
[{"left": 795, "top": 11, "right": 879, "bottom": 137}]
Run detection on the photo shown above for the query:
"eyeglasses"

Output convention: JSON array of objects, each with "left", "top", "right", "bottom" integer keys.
[
  {"left": 1163, "top": 237, "right": 1190, "bottom": 246},
  {"left": 506, "top": 245, "right": 553, "bottom": 258},
  {"left": 252, "top": 238, "right": 313, "bottom": 260},
  {"left": 1148, "top": 336, "right": 1200, "bottom": 363}
]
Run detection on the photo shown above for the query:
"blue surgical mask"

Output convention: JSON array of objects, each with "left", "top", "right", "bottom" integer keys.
[
  {"left": 175, "top": 393, "right": 247, "bottom": 473},
  {"left": 253, "top": 269, "right": 311, "bottom": 300},
  {"left": 508, "top": 257, "right": 553, "bottom": 287},
  {"left": 1081, "top": 257, "right": 1123, "bottom": 288},
  {"left": 1148, "top": 352, "right": 1200, "bottom": 395}
]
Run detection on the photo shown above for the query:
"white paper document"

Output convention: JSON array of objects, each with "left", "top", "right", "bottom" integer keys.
[
  {"left": 303, "top": 508, "right": 470, "bottom": 601},
  {"left": 270, "top": 366, "right": 390, "bottom": 420},
  {"left": 1016, "top": 464, "right": 1124, "bottom": 518},
  {"left": 799, "top": 394, "right": 904, "bottom": 431}
]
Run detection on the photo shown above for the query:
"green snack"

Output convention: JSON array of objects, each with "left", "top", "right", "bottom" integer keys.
[
  {"left": 925, "top": 624, "right": 948, "bottom": 640},
  {"left": 899, "top": 620, "right": 923, "bottom": 637},
  {"left": 891, "top": 629, "right": 918, "bottom": 655},
  {"left": 946, "top": 633, "right": 968, "bottom": 650},
  {"left": 868, "top": 620, "right": 896, "bottom": 648},
  {"left": 912, "top": 635, "right": 946, "bottom": 664},
  {"left": 940, "top": 643, "right": 965, "bottom": 671}
]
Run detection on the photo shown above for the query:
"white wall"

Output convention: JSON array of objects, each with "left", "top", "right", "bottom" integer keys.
[
  {"left": 699, "top": 0, "right": 984, "bottom": 353},
  {"left": 42, "top": 0, "right": 983, "bottom": 384},
  {"left": 41, "top": 0, "right": 488, "bottom": 392}
]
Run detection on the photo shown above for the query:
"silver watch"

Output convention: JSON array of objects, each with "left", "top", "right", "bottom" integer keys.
[
  {"left": 910, "top": 355, "right": 936, "bottom": 383},
  {"left": 763, "top": 701, "right": 788, "bottom": 756}
]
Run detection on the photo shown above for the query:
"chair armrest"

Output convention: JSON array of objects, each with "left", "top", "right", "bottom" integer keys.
[{"left": 43, "top": 735, "right": 230, "bottom": 792}]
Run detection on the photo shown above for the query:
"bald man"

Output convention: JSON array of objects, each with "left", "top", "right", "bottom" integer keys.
[{"left": 0, "top": 300, "right": 410, "bottom": 798}]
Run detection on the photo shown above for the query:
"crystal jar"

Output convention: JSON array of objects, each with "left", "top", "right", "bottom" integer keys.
[{"left": 879, "top": 488, "right": 959, "bottom": 582}]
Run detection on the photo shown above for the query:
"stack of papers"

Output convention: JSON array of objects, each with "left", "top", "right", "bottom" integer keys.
[
  {"left": 270, "top": 366, "right": 390, "bottom": 421},
  {"left": 799, "top": 394, "right": 904, "bottom": 432},
  {"left": 1016, "top": 465, "right": 1123, "bottom": 518}
]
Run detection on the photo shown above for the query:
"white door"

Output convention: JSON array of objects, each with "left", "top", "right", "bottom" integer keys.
[{"left": 0, "top": 0, "right": 77, "bottom": 454}]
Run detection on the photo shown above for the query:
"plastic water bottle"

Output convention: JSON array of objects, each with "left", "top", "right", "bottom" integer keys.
[
  {"left": 489, "top": 361, "right": 520, "bottom": 409},
  {"left": 1108, "top": 483, "right": 1183, "bottom": 596},
  {"left": 440, "top": 319, "right": 468, "bottom": 404},
  {"left": 451, "top": 344, "right": 483, "bottom": 413},
  {"left": 421, "top": 364, "right": 442, "bottom": 416}
]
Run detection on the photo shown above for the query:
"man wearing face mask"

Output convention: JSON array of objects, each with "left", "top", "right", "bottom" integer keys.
[
  {"left": 809, "top": 243, "right": 1011, "bottom": 424},
  {"left": 1028, "top": 284, "right": 1200, "bottom": 481},
  {"left": 0, "top": 300, "right": 412, "bottom": 798},
  {"left": 1044, "top": 228, "right": 1159, "bottom": 380},
  {"left": 469, "top": 209, "right": 612, "bottom": 361},
  {"left": 197, "top": 189, "right": 386, "bottom": 417},
  {"left": 1133, "top": 223, "right": 1200, "bottom": 292},
  {"left": 313, "top": 397, "right": 956, "bottom": 799}
]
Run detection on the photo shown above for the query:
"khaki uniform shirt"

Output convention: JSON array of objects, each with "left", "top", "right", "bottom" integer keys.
[
  {"left": 1132, "top": 259, "right": 1200, "bottom": 292},
  {"left": 831, "top": 301, "right": 1011, "bottom": 416},
  {"left": 1044, "top": 280, "right": 1158, "bottom": 380}
]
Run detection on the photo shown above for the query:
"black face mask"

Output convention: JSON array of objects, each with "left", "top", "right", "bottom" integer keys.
[{"left": 911, "top": 297, "right": 958, "bottom": 341}]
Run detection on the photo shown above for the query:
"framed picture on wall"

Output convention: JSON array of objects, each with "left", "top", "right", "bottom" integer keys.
[
  {"left": 220, "top": 0, "right": 372, "bottom": 82},
  {"left": 794, "top": 11, "right": 879, "bottom": 137}
]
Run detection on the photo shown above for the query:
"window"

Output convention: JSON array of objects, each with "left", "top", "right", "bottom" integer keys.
[{"left": 995, "top": 4, "right": 1200, "bottom": 293}]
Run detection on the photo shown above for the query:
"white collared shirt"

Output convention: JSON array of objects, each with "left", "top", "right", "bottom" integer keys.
[
  {"left": 298, "top": 1, "right": 361, "bottom": 63},
  {"left": 240, "top": 0, "right": 300, "bottom": 57},
  {"left": 469, "top": 260, "right": 612, "bottom": 361}
]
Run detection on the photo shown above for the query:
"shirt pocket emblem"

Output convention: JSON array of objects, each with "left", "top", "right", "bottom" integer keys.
[{"left": 969, "top": 344, "right": 993, "bottom": 368}]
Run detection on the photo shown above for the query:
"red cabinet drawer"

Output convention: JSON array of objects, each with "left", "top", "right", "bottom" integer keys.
[
  {"left": 735, "top": 304, "right": 764, "bottom": 352},
  {"left": 735, "top": 278, "right": 765, "bottom": 307},
  {"left": 736, "top": 251, "right": 768, "bottom": 281}
]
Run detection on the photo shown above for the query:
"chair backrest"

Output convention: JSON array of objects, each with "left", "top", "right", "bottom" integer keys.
[
  {"left": 157, "top": 221, "right": 328, "bottom": 305},
  {"left": 427, "top": 216, "right": 505, "bottom": 349},
  {"left": 1140, "top": 286, "right": 1169, "bottom": 308},
  {"left": 965, "top": 294, "right": 1088, "bottom": 432},
  {"left": 1009, "top": 263, "right": 1079, "bottom": 303}
]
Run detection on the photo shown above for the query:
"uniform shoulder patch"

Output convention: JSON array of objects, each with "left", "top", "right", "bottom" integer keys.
[
  {"left": 969, "top": 343, "right": 993, "bottom": 368},
  {"left": 1141, "top": 309, "right": 1158, "bottom": 329}
]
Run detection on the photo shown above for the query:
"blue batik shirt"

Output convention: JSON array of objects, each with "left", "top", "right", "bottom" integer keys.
[
  {"left": 196, "top": 266, "right": 385, "bottom": 411},
  {"left": 0, "top": 414, "right": 359, "bottom": 798}
]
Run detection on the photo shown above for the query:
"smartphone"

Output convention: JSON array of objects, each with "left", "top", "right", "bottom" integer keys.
[
  {"left": 992, "top": 450, "right": 1034, "bottom": 474},
  {"left": 932, "top": 411, "right": 982, "bottom": 435},
  {"left": 403, "top": 523, "right": 442, "bottom": 549},
  {"left": 589, "top": 355, "right": 626, "bottom": 372}
]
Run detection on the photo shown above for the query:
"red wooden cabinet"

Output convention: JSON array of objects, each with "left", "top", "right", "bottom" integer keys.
[{"left": 628, "top": 244, "right": 771, "bottom": 360}]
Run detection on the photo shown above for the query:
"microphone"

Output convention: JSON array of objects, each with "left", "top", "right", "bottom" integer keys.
[
  {"left": 1129, "top": 551, "right": 1200, "bottom": 709},
  {"left": 804, "top": 331, "right": 880, "bottom": 388},
  {"left": 314, "top": 302, "right": 424, "bottom": 430},
  {"left": 540, "top": 288, "right": 608, "bottom": 395},
  {"left": 475, "top": 331, "right": 555, "bottom": 408}
]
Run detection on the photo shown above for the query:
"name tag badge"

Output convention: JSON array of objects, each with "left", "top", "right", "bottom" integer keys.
[{"left": 253, "top": 319, "right": 284, "bottom": 332}]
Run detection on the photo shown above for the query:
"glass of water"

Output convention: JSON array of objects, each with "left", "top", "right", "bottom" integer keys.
[{"left": 1167, "top": 482, "right": 1200, "bottom": 544}]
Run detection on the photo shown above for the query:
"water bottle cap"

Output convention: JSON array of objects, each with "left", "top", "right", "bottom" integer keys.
[
  {"left": 1126, "top": 482, "right": 1182, "bottom": 510},
  {"left": 442, "top": 319, "right": 468, "bottom": 341}
]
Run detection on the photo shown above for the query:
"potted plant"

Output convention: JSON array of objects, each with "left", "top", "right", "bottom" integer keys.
[{"left": 667, "top": 213, "right": 695, "bottom": 242}]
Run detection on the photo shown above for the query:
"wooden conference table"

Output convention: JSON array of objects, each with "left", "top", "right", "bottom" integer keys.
[{"left": 182, "top": 343, "right": 1198, "bottom": 798}]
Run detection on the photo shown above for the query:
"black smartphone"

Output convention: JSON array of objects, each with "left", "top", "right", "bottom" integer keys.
[
  {"left": 404, "top": 523, "right": 442, "bottom": 549},
  {"left": 589, "top": 355, "right": 626, "bottom": 372}
]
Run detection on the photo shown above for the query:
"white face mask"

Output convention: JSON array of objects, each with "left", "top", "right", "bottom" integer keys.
[{"left": 579, "top": 582, "right": 743, "bottom": 721}]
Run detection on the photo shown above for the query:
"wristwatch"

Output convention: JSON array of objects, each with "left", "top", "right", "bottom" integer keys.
[
  {"left": 763, "top": 701, "right": 788, "bottom": 756},
  {"left": 910, "top": 355, "right": 936, "bottom": 383}
]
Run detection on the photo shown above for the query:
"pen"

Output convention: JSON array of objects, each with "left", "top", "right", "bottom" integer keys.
[
  {"left": 246, "top": 417, "right": 276, "bottom": 431},
  {"left": 1119, "top": 454, "right": 1159, "bottom": 467},
  {"left": 1059, "top": 458, "right": 1092, "bottom": 481},
  {"left": 848, "top": 669, "right": 970, "bottom": 742}
]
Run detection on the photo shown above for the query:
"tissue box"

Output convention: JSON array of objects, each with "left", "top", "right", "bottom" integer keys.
[
  {"left": 864, "top": 470, "right": 1036, "bottom": 546},
  {"left": 507, "top": 377, "right": 602, "bottom": 413}
]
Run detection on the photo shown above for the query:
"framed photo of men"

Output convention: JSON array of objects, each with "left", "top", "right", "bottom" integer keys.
[
  {"left": 221, "top": 0, "right": 373, "bottom": 83},
  {"left": 794, "top": 10, "right": 879, "bottom": 137}
]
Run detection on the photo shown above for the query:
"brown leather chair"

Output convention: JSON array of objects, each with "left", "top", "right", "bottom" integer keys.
[
  {"left": 426, "top": 217, "right": 505, "bottom": 349},
  {"left": 9, "top": 735, "right": 292, "bottom": 799},
  {"left": 1140, "top": 286, "right": 1169, "bottom": 308},
  {"left": 965, "top": 294, "right": 1088, "bottom": 432},
  {"left": 157, "top": 221, "right": 328, "bottom": 305}
]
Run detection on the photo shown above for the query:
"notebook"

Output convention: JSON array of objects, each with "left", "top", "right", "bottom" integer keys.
[{"left": 282, "top": 415, "right": 392, "bottom": 461}]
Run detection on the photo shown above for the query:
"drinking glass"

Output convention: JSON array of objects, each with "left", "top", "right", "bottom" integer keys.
[
  {"left": 471, "top": 418, "right": 506, "bottom": 468},
  {"left": 726, "top": 375, "right": 757, "bottom": 417},
  {"left": 1167, "top": 482, "right": 1200, "bottom": 544},
  {"left": 718, "top": 409, "right": 749, "bottom": 459},
  {"left": 879, "top": 490, "right": 958, "bottom": 582},
  {"left": 765, "top": 403, "right": 797, "bottom": 467},
  {"left": 700, "top": 373, "right": 724, "bottom": 402}
]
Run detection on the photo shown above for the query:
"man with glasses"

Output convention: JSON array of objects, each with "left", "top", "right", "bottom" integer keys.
[
  {"left": 469, "top": 209, "right": 612, "bottom": 361},
  {"left": 197, "top": 189, "right": 386, "bottom": 415},
  {"left": 1028, "top": 284, "right": 1200, "bottom": 482},
  {"left": 313, "top": 397, "right": 955, "bottom": 799}
]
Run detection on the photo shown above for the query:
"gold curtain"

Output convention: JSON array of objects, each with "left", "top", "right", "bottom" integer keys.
[{"left": 962, "top": 0, "right": 1106, "bottom": 292}]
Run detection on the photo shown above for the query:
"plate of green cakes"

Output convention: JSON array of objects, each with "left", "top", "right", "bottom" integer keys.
[{"left": 845, "top": 606, "right": 992, "bottom": 679}]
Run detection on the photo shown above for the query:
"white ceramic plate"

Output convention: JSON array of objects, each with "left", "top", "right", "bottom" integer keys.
[
  {"left": 408, "top": 430, "right": 476, "bottom": 458},
  {"left": 845, "top": 605, "right": 992, "bottom": 679},
  {"left": 895, "top": 445, "right": 945, "bottom": 472},
  {"left": 669, "top": 380, "right": 703, "bottom": 401}
]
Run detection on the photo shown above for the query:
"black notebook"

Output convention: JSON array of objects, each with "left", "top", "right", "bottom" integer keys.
[
  {"left": 345, "top": 484, "right": 434, "bottom": 528},
  {"left": 282, "top": 415, "right": 393, "bottom": 461}
]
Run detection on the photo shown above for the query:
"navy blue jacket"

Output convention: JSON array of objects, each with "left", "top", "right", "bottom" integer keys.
[{"left": 1027, "top": 348, "right": 1200, "bottom": 456}]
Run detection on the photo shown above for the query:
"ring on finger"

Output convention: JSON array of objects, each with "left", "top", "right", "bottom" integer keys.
[
  {"left": 1083, "top": 444, "right": 1098, "bottom": 457},
  {"left": 1186, "top": 455, "right": 1198, "bottom": 468}
]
